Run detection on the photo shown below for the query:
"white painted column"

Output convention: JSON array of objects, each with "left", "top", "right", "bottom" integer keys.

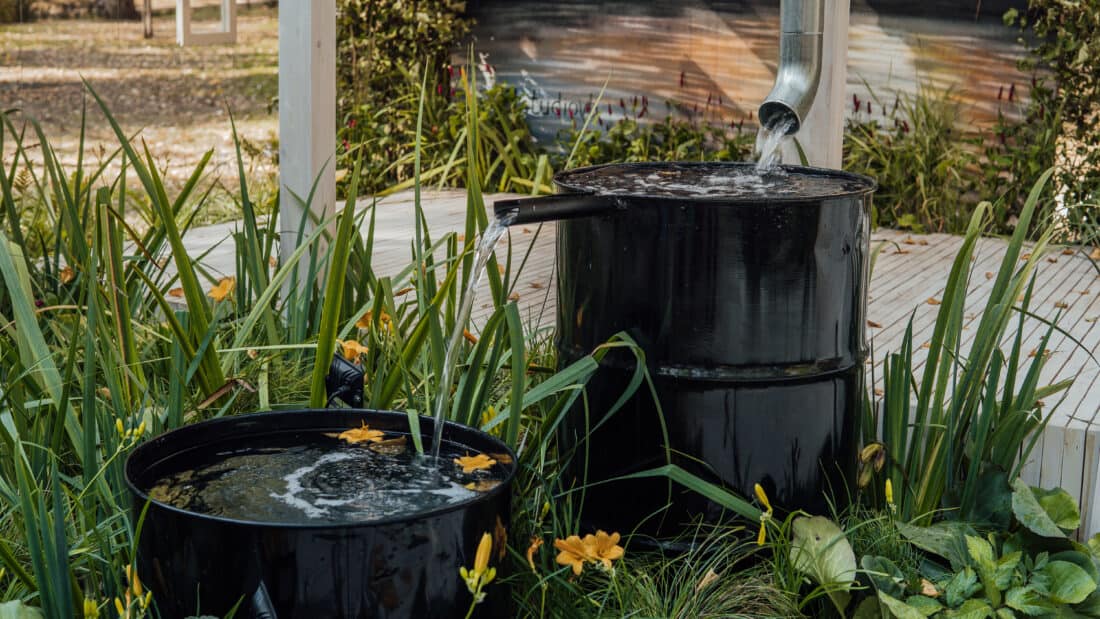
[
  {"left": 278, "top": 0, "right": 336, "bottom": 272},
  {"left": 784, "top": 0, "right": 850, "bottom": 168}
]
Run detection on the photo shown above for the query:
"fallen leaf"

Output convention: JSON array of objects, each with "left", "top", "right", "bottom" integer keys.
[
  {"left": 1055, "top": 301, "right": 1069, "bottom": 309},
  {"left": 395, "top": 286, "right": 415, "bottom": 296},
  {"left": 1091, "top": 247, "right": 1100, "bottom": 260},
  {"left": 456, "top": 233, "right": 465, "bottom": 242},
  {"left": 522, "top": 227, "right": 532, "bottom": 233},
  {"left": 1081, "top": 290, "right": 1091, "bottom": 295},
  {"left": 920, "top": 342, "right": 931, "bottom": 349},
  {"left": 1048, "top": 257, "right": 1058, "bottom": 263},
  {"left": 368, "top": 436, "right": 408, "bottom": 455},
  {"left": 247, "top": 349, "right": 258, "bottom": 359},
  {"left": 497, "top": 264, "right": 506, "bottom": 275},
  {"left": 464, "top": 479, "right": 502, "bottom": 493},
  {"left": 921, "top": 578, "right": 939, "bottom": 597},
  {"left": 530, "top": 282, "right": 545, "bottom": 289},
  {"left": 894, "top": 249, "right": 910, "bottom": 255},
  {"left": 1021, "top": 253, "right": 1032, "bottom": 261},
  {"left": 463, "top": 329, "right": 478, "bottom": 344},
  {"left": 695, "top": 568, "right": 720, "bottom": 593},
  {"left": 867, "top": 320, "right": 882, "bottom": 328},
  {"left": 59, "top": 265, "right": 75, "bottom": 284},
  {"left": 168, "top": 287, "right": 185, "bottom": 298},
  {"left": 1062, "top": 248, "right": 1076, "bottom": 256},
  {"left": 874, "top": 388, "right": 884, "bottom": 396},
  {"left": 508, "top": 292, "right": 520, "bottom": 301},
  {"left": 269, "top": 255, "right": 277, "bottom": 268},
  {"left": 903, "top": 237, "right": 916, "bottom": 245},
  {"left": 926, "top": 297, "right": 941, "bottom": 306},
  {"left": 985, "top": 272, "right": 994, "bottom": 280},
  {"left": 488, "top": 452, "right": 514, "bottom": 465},
  {"left": 918, "top": 239, "right": 929, "bottom": 246}
]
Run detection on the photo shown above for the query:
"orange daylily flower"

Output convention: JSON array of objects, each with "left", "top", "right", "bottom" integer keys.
[
  {"left": 463, "top": 329, "right": 478, "bottom": 344},
  {"left": 454, "top": 453, "right": 496, "bottom": 473},
  {"left": 554, "top": 535, "right": 591, "bottom": 576},
  {"left": 586, "top": 530, "right": 624, "bottom": 570},
  {"left": 339, "top": 339, "right": 369, "bottom": 361},
  {"left": 356, "top": 311, "right": 373, "bottom": 329},
  {"left": 526, "top": 536, "right": 543, "bottom": 572},
  {"left": 338, "top": 421, "right": 384, "bottom": 444},
  {"left": 207, "top": 277, "right": 236, "bottom": 302}
]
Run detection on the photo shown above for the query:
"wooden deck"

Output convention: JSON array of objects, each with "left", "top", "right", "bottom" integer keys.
[{"left": 181, "top": 189, "right": 1100, "bottom": 534}]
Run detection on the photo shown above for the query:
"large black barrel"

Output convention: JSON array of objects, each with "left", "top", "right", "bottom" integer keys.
[{"left": 501, "top": 162, "right": 875, "bottom": 536}]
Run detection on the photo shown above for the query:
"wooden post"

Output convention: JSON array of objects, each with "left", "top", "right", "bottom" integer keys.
[
  {"left": 277, "top": 0, "right": 336, "bottom": 275},
  {"left": 143, "top": 0, "right": 153, "bottom": 39},
  {"left": 783, "top": 0, "right": 850, "bottom": 169}
]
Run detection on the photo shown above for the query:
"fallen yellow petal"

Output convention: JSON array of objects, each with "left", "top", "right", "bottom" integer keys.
[
  {"left": 338, "top": 421, "right": 385, "bottom": 444},
  {"left": 454, "top": 453, "right": 496, "bottom": 473}
]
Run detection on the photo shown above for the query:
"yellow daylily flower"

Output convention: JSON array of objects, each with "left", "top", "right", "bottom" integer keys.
[
  {"left": 459, "top": 532, "right": 497, "bottom": 604},
  {"left": 207, "top": 276, "right": 236, "bottom": 302},
  {"left": 83, "top": 598, "right": 99, "bottom": 619},
  {"left": 339, "top": 339, "right": 369, "bottom": 361},
  {"left": 454, "top": 452, "right": 497, "bottom": 474},
  {"left": 754, "top": 483, "right": 774, "bottom": 546},
  {"left": 355, "top": 311, "right": 373, "bottom": 329},
  {"left": 885, "top": 478, "right": 896, "bottom": 514},
  {"left": 554, "top": 535, "right": 592, "bottom": 576},
  {"left": 338, "top": 421, "right": 385, "bottom": 444}
]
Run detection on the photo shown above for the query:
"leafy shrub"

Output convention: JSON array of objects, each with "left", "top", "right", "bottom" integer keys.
[
  {"left": 336, "top": 0, "right": 471, "bottom": 119},
  {"left": 1006, "top": 1, "right": 1100, "bottom": 243},
  {"left": 555, "top": 112, "right": 754, "bottom": 170},
  {"left": 843, "top": 88, "right": 977, "bottom": 233}
]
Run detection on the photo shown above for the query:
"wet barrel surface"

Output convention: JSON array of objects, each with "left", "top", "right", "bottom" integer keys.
[{"left": 552, "top": 162, "right": 875, "bottom": 535}]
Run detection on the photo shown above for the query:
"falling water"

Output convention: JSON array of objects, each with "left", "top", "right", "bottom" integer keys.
[
  {"left": 430, "top": 214, "right": 516, "bottom": 460},
  {"left": 754, "top": 116, "right": 796, "bottom": 174}
]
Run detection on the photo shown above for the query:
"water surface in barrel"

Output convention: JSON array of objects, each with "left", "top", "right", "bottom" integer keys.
[
  {"left": 145, "top": 433, "right": 507, "bottom": 524},
  {"left": 557, "top": 163, "right": 871, "bottom": 200}
]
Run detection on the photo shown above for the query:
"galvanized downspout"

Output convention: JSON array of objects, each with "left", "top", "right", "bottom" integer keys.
[{"left": 759, "top": 0, "right": 826, "bottom": 135}]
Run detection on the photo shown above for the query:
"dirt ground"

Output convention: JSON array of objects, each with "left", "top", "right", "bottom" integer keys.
[{"left": 0, "top": 4, "right": 279, "bottom": 221}]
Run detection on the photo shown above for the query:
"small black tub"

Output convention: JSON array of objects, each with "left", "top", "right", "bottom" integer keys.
[{"left": 125, "top": 409, "right": 515, "bottom": 619}]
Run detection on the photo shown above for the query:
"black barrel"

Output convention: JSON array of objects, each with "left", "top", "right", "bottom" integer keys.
[
  {"left": 498, "top": 162, "right": 875, "bottom": 536},
  {"left": 125, "top": 410, "right": 515, "bottom": 619}
]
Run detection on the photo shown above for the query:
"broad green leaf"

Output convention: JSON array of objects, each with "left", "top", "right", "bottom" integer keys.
[
  {"left": 1042, "top": 560, "right": 1096, "bottom": 605},
  {"left": 967, "top": 535, "right": 1002, "bottom": 607},
  {"left": 898, "top": 520, "right": 975, "bottom": 570},
  {"left": 878, "top": 592, "right": 927, "bottom": 619},
  {"left": 790, "top": 516, "right": 857, "bottom": 613},
  {"left": 863, "top": 555, "right": 907, "bottom": 598},
  {"left": 948, "top": 598, "right": 994, "bottom": 619},
  {"left": 905, "top": 595, "right": 944, "bottom": 616},
  {"left": 945, "top": 567, "right": 982, "bottom": 607},
  {"left": 0, "top": 601, "right": 43, "bottom": 619},
  {"left": 1005, "top": 585, "right": 1051, "bottom": 615},
  {"left": 1012, "top": 478, "right": 1078, "bottom": 537},
  {"left": 1033, "top": 486, "right": 1081, "bottom": 531}
]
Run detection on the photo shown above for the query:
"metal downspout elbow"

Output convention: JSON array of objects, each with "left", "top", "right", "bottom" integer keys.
[{"left": 759, "top": 0, "right": 826, "bottom": 135}]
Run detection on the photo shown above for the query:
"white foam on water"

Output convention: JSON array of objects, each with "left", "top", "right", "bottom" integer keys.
[
  {"left": 754, "top": 116, "right": 796, "bottom": 174},
  {"left": 272, "top": 451, "right": 358, "bottom": 519}
]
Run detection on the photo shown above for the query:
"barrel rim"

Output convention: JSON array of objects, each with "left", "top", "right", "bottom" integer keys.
[
  {"left": 553, "top": 161, "right": 877, "bottom": 203},
  {"left": 124, "top": 409, "right": 516, "bottom": 530}
]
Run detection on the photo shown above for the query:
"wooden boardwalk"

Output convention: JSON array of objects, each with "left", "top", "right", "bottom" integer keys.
[{"left": 181, "top": 189, "right": 1100, "bottom": 534}]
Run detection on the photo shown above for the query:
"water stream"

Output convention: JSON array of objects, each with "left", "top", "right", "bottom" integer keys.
[
  {"left": 430, "top": 214, "right": 516, "bottom": 460},
  {"left": 754, "top": 116, "right": 796, "bottom": 173}
]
